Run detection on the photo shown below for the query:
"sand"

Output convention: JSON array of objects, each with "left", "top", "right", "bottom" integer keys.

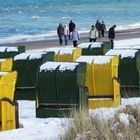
[{"left": 1, "top": 28, "right": 140, "bottom": 51}]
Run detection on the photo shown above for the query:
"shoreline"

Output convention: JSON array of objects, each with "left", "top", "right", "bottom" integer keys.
[{"left": 0, "top": 27, "right": 140, "bottom": 51}]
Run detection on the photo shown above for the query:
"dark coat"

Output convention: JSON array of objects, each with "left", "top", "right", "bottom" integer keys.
[
  {"left": 57, "top": 25, "right": 64, "bottom": 36},
  {"left": 69, "top": 22, "right": 75, "bottom": 32},
  {"left": 95, "top": 21, "right": 102, "bottom": 31},
  {"left": 108, "top": 27, "right": 115, "bottom": 39}
]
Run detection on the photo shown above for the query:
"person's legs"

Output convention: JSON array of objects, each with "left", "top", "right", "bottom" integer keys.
[
  {"left": 89, "top": 38, "right": 92, "bottom": 42},
  {"left": 101, "top": 30, "right": 104, "bottom": 37},
  {"left": 73, "top": 40, "right": 77, "bottom": 47},
  {"left": 64, "top": 35, "right": 68, "bottom": 45},
  {"left": 93, "top": 38, "right": 96, "bottom": 42},
  {"left": 110, "top": 39, "right": 114, "bottom": 49},
  {"left": 59, "top": 35, "right": 63, "bottom": 45}
]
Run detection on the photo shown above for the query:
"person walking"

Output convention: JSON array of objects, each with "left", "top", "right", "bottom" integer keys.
[
  {"left": 70, "top": 28, "right": 80, "bottom": 47},
  {"left": 69, "top": 20, "right": 75, "bottom": 38},
  {"left": 101, "top": 21, "right": 106, "bottom": 37},
  {"left": 57, "top": 23, "right": 64, "bottom": 45},
  {"left": 89, "top": 25, "right": 98, "bottom": 42},
  {"left": 95, "top": 20, "right": 102, "bottom": 38},
  {"left": 108, "top": 25, "right": 117, "bottom": 49},
  {"left": 64, "top": 24, "right": 69, "bottom": 45}
]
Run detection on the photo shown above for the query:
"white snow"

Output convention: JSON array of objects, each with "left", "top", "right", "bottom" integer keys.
[
  {"left": 40, "top": 62, "right": 61, "bottom": 72},
  {"left": 59, "top": 62, "right": 79, "bottom": 72},
  {"left": 59, "top": 48, "right": 76, "bottom": 55},
  {"left": 14, "top": 53, "right": 30, "bottom": 60},
  {"left": 78, "top": 43, "right": 92, "bottom": 48},
  {"left": 0, "top": 72, "right": 9, "bottom": 75},
  {"left": 93, "top": 56, "right": 113, "bottom": 64},
  {"left": 106, "top": 49, "right": 138, "bottom": 58},
  {"left": 76, "top": 56, "right": 95, "bottom": 64},
  {"left": 0, "top": 47, "right": 7, "bottom": 52},
  {"left": 0, "top": 101, "right": 70, "bottom": 140},
  {"left": 29, "top": 53, "right": 45, "bottom": 60},
  {"left": 90, "top": 42, "right": 103, "bottom": 48},
  {"left": 6, "top": 47, "right": 18, "bottom": 52},
  {"left": 0, "top": 59, "right": 6, "bottom": 62},
  {"left": 119, "top": 113, "right": 130, "bottom": 126},
  {"left": 45, "top": 47, "right": 61, "bottom": 54}
]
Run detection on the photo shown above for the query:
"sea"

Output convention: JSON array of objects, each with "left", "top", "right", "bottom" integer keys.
[{"left": 0, "top": 0, "right": 140, "bottom": 43}]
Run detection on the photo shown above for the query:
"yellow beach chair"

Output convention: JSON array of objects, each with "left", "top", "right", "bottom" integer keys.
[
  {"left": 0, "top": 71, "right": 18, "bottom": 131},
  {"left": 58, "top": 47, "right": 82, "bottom": 62},
  {"left": 0, "top": 58, "right": 13, "bottom": 71},
  {"left": 89, "top": 56, "right": 120, "bottom": 108}
]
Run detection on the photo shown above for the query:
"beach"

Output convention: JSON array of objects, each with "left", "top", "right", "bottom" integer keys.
[{"left": 1, "top": 27, "right": 140, "bottom": 51}]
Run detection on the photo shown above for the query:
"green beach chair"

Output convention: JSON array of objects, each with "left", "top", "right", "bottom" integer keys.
[
  {"left": 13, "top": 52, "right": 54, "bottom": 100},
  {"left": 36, "top": 62, "right": 88, "bottom": 118},
  {"left": 106, "top": 49, "right": 140, "bottom": 97}
]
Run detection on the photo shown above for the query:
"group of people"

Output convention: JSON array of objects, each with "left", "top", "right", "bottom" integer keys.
[
  {"left": 57, "top": 20, "right": 80, "bottom": 47},
  {"left": 89, "top": 20, "right": 116, "bottom": 49},
  {"left": 89, "top": 20, "right": 106, "bottom": 42},
  {"left": 57, "top": 20, "right": 117, "bottom": 49}
]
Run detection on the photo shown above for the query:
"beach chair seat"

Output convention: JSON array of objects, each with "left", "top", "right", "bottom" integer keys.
[
  {"left": 106, "top": 49, "right": 140, "bottom": 97},
  {"left": 13, "top": 52, "right": 54, "bottom": 100},
  {"left": 36, "top": 62, "right": 88, "bottom": 118},
  {"left": 0, "top": 71, "right": 19, "bottom": 131}
]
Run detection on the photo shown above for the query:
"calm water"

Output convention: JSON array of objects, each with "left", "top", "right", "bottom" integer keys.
[{"left": 0, "top": 0, "right": 140, "bottom": 43}]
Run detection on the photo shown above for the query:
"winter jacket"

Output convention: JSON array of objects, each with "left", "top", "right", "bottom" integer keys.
[
  {"left": 70, "top": 31, "right": 80, "bottom": 41},
  {"left": 108, "top": 27, "right": 115, "bottom": 39},
  {"left": 69, "top": 22, "right": 75, "bottom": 32},
  {"left": 64, "top": 25, "right": 69, "bottom": 36},
  {"left": 57, "top": 25, "right": 64, "bottom": 36},
  {"left": 89, "top": 28, "right": 98, "bottom": 39}
]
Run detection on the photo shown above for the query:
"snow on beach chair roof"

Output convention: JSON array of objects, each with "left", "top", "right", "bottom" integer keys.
[
  {"left": 14, "top": 52, "right": 45, "bottom": 60},
  {"left": 93, "top": 56, "right": 113, "bottom": 64},
  {"left": 6, "top": 47, "right": 18, "bottom": 52},
  {"left": 59, "top": 62, "right": 79, "bottom": 72},
  {"left": 0, "top": 47, "right": 7, "bottom": 52},
  {"left": 106, "top": 49, "right": 138, "bottom": 58},
  {"left": 78, "top": 43, "right": 92, "bottom": 48},
  {"left": 59, "top": 47, "right": 76, "bottom": 55},
  {"left": 40, "top": 62, "right": 62, "bottom": 72},
  {"left": 45, "top": 47, "right": 61, "bottom": 54},
  {"left": 76, "top": 56, "right": 96, "bottom": 64},
  {"left": 90, "top": 42, "right": 103, "bottom": 48},
  {"left": 0, "top": 72, "right": 9, "bottom": 76},
  {"left": 0, "top": 59, "right": 6, "bottom": 62},
  {"left": 0, "top": 46, "right": 18, "bottom": 52},
  {"left": 39, "top": 62, "right": 79, "bottom": 72}
]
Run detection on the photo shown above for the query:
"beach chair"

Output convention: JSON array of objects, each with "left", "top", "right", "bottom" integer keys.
[
  {"left": 57, "top": 47, "right": 82, "bottom": 62},
  {"left": 0, "top": 46, "right": 25, "bottom": 58},
  {"left": 36, "top": 62, "right": 88, "bottom": 118},
  {"left": 89, "top": 41, "right": 111, "bottom": 55},
  {"left": 0, "top": 71, "right": 19, "bottom": 131},
  {"left": 78, "top": 43, "right": 92, "bottom": 55},
  {"left": 106, "top": 49, "right": 140, "bottom": 97},
  {"left": 77, "top": 55, "right": 120, "bottom": 109},
  {"left": 13, "top": 52, "right": 54, "bottom": 100},
  {"left": 0, "top": 58, "right": 12, "bottom": 71}
]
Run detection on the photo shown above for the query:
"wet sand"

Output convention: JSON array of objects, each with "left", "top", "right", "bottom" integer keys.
[{"left": 1, "top": 28, "right": 140, "bottom": 51}]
